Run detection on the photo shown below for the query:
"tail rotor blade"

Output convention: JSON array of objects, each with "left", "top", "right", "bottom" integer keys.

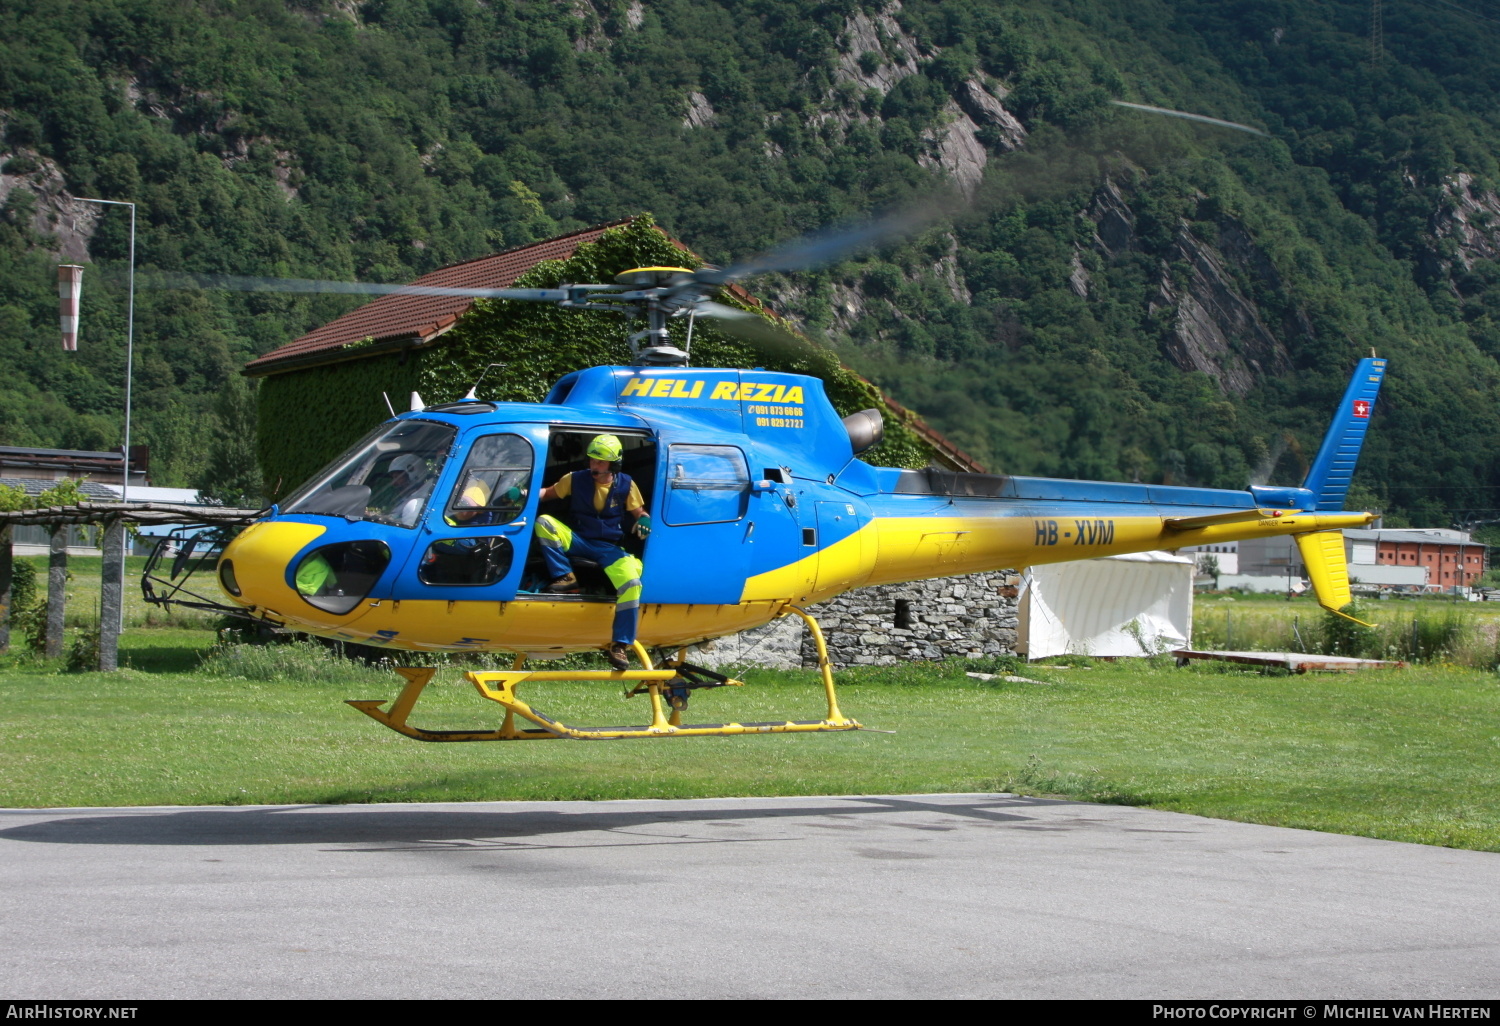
[{"left": 1109, "top": 100, "right": 1268, "bottom": 137}]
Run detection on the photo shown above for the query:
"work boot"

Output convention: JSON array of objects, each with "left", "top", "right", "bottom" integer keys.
[
  {"left": 543, "top": 573, "right": 579, "bottom": 594},
  {"left": 606, "top": 642, "right": 631, "bottom": 671}
]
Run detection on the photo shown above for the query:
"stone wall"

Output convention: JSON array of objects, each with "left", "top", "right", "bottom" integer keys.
[{"left": 692, "top": 571, "right": 1021, "bottom": 670}]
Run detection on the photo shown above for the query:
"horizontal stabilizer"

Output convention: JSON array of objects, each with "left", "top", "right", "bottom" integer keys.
[
  {"left": 1295, "top": 530, "right": 1375, "bottom": 626},
  {"left": 1164, "top": 508, "right": 1292, "bottom": 531}
]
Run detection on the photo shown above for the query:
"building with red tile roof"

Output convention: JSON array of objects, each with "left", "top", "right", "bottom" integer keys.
[
  {"left": 245, "top": 216, "right": 982, "bottom": 474},
  {"left": 245, "top": 219, "right": 636, "bottom": 377}
]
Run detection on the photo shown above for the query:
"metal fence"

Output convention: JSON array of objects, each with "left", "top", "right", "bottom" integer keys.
[{"left": 11, "top": 524, "right": 100, "bottom": 549}]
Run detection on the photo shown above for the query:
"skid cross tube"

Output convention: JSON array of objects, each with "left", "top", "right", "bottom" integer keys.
[{"left": 345, "top": 611, "right": 862, "bottom": 741}]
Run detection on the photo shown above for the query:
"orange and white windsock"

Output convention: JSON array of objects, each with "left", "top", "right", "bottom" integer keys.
[{"left": 58, "top": 264, "right": 83, "bottom": 351}]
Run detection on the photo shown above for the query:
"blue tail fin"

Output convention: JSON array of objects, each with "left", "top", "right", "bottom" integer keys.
[{"left": 1302, "top": 357, "right": 1387, "bottom": 511}]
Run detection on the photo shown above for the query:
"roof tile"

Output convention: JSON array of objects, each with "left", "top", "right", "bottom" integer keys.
[{"left": 245, "top": 219, "right": 632, "bottom": 374}]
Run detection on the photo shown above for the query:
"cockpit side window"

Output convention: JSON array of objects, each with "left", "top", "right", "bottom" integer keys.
[
  {"left": 281, "top": 420, "right": 456, "bottom": 528},
  {"left": 443, "top": 433, "right": 534, "bottom": 527},
  {"left": 664, "top": 444, "right": 749, "bottom": 525}
]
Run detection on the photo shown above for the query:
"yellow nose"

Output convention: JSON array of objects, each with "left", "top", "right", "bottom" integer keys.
[{"left": 218, "top": 521, "right": 328, "bottom": 623}]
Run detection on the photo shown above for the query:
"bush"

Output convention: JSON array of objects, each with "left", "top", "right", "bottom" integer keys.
[
  {"left": 9, "top": 559, "right": 37, "bottom": 609},
  {"left": 65, "top": 625, "right": 99, "bottom": 672},
  {"left": 1320, "top": 603, "right": 1379, "bottom": 657},
  {"left": 8, "top": 562, "right": 47, "bottom": 653},
  {"left": 961, "top": 654, "right": 1028, "bottom": 676},
  {"left": 198, "top": 638, "right": 392, "bottom": 683}
]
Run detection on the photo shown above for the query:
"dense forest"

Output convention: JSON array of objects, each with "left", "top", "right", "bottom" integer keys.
[{"left": 4, "top": 0, "right": 1500, "bottom": 526}]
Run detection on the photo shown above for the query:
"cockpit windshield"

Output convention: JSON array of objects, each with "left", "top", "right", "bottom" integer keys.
[{"left": 281, "top": 420, "right": 456, "bottom": 527}]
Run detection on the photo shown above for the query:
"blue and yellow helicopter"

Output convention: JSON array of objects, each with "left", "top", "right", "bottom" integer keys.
[{"left": 202, "top": 251, "right": 1385, "bottom": 744}]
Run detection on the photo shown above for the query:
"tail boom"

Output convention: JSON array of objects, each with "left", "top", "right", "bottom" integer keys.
[{"left": 850, "top": 508, "right": 1376, "bottom": 592}]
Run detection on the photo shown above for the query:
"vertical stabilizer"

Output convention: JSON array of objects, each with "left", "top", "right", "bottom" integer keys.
[{"left": 1302, "top": 357, "right": 1387, "bottom": 510}]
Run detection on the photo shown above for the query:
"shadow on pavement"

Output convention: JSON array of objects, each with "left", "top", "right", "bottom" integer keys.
[{"left": 0, "top": 795, "right": 1083, "bottom": 848}]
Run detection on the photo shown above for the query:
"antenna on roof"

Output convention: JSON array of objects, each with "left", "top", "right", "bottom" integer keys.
[
  {"left": 463, "top": 363, "right": 507, "bottom": 401},
  {"left": 382, "top": 392, "right": 396, "bottom": 418}
]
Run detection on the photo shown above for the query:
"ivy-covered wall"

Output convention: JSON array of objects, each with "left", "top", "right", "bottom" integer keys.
[
  {"left": 257, "top": 350, "right": 424, "bottom": 498},
  {"left": 256, "top": 217, "right": 935, "bottom": 498}
]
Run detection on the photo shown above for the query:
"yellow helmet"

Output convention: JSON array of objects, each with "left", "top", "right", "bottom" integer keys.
[
  {"left": 586, "top": 434, "right": 624, "bottom": 462},
  {"left": 457, "top": 479, "right": 490, "bottom": 508}
]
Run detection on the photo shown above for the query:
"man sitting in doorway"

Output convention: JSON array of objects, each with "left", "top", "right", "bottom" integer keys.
[{"left": 532, "top": 434, "right": 652, "bottom": 671}]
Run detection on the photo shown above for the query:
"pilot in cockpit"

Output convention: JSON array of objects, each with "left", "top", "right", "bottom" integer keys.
[{"left": 378, "top": 453, "right": 433, "bottom": 526}]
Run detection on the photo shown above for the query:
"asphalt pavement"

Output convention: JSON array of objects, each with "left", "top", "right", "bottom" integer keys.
[{"left": 1, "top": 794, "right": 1497, "bottom": 999}]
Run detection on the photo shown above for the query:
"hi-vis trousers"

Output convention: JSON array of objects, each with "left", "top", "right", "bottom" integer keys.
[{"left": 535, "top": 515, "right": 644, "bottom": 645}]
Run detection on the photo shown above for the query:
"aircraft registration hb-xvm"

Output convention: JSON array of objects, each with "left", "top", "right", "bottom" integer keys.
[{"left": 206, "top": 259, "right": 1385, "bottom": 743}]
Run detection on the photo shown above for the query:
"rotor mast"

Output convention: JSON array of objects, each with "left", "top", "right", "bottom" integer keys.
[{"left": 614, "top": 267, "right": 694, "bottom": 367}]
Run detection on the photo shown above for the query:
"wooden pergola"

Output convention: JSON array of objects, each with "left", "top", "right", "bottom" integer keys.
[{"left": 0, "top": 502, "right": 262, "bottom": 669}]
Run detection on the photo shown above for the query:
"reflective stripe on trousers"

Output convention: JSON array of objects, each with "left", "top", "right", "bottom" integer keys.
[{"left": 536, "top": 514, "right": 643, "bottom": 645}]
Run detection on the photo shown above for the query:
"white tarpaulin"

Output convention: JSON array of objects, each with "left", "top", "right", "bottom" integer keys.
[{"left": 1019, "top": 551, "right": 1195, "bottom": 660}]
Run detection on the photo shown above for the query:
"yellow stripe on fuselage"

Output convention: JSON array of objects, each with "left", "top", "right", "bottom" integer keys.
[
  {"left": 283, "top": 598, "right": 790, "bottom": 656},
  {"left": 739, "top": 508, "right": 1378, "bottom": 605}
]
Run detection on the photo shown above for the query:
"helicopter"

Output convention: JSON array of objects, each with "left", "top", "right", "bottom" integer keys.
[{"left": 188, "top": 237, "right": 1385, "bottom": 743}]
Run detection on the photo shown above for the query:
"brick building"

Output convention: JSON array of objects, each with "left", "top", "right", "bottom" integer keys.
[
  {"left": 1345, "top": 528, "right": 1487, "bottom": 588},
  {"left": 1237, "top": 528, "right": 1486, "bottom": 591}
]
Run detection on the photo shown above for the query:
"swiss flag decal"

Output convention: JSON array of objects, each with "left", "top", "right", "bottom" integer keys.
[{"left": 1352, "top": 399, "right": 1371, "bottom": 418}]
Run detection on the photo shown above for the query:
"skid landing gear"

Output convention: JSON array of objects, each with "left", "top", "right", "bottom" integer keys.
[{"left": 345, "top": 606, "right": 862, "bottom": 741}]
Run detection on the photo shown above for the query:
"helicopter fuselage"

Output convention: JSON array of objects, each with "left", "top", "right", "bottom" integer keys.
[{"left": 217, "top": 364, "right": 1373, "bottom": 656}]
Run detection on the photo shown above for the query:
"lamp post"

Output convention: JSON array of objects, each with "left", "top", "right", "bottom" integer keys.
[
  {"left": 74, "top": 198, "right": 135, "bottom": 637},
  {"left": 75, "top": 198, "right": 136, "bottom": 506}
]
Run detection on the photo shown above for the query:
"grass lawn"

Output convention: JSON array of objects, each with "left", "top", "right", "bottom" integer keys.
[
  {"left": 1192, "top": 591, "right": 1500, "bottom": 666},
  {"left": 12, "top": 554, "right": 218, "bottom": 630},
  {"left": 1, "top": 627, "right": 1498, "bottom": 852}
]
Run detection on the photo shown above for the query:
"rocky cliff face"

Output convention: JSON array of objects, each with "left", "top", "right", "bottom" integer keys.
[
  {"left": 817, "top": 2, "right": 1028, "bottom": 196},
  {"left": 835, "top": 3, "right": 922, "bottom": 95},
  {"left": 919, "top": 84, "right": 1028, "bottom": 196},
  {"left": 1150, "top": 227, "right": 1294, "bottom": 397},
  {"left": 0, "top": 145, "right": 99, "bottom": 263},
  {"left": 802, "top": 165, "right": 1308, "bottom": 404},
  {"left": 1082, "top": 180, "right": 1297, "bottom": 397},
  {"left": 1432, "top": 172, "right": 1500, "bottom": 271}
]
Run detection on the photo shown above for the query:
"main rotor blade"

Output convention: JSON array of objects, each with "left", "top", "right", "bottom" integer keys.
[
  {"left": 1109, "top": 101, "right": 1268, "bottom": 137},
  {"left": 695, "top": 300, "right": 809, "bottom": 354},
  {"left": 698, "top": 198, "right": 952, "bottom": 288},
  {"left": 148, "top": 271, "right": 574, "bottom": 303}
]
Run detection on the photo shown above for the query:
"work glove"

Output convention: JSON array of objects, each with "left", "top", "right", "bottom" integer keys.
[
  {"left": 502, "top": 485, "right": 524, "bottom": 503},
  {"left": 634, "top": 512, "right": 653, "bottom": 539}
]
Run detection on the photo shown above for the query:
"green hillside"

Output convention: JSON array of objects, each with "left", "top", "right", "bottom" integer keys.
[{"left": 3, "top": 0, "right": 1500, "bottom": 524}]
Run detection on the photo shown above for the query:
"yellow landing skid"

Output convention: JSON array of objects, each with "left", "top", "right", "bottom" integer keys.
[{"left": 346, "top": 606, "right": 863, "bottom": 741}]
